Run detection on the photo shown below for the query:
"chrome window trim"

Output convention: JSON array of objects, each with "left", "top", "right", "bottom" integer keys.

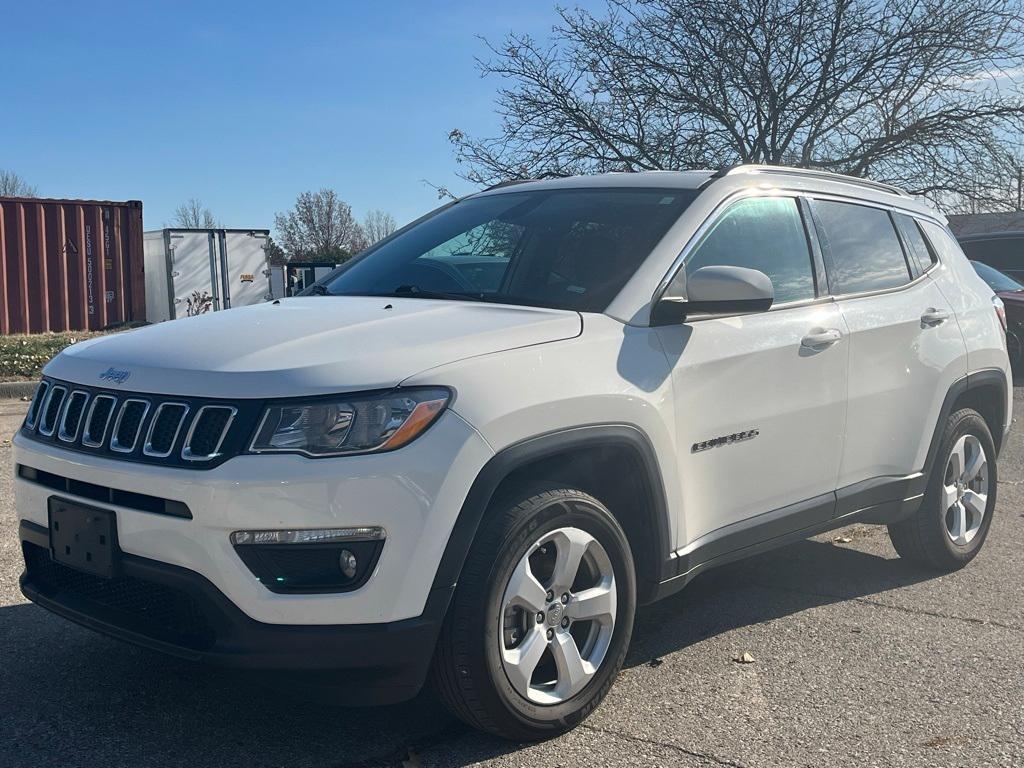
[
  {"left": 57, "top": 390, "right": 90, "bottom": 443},
  {"left": 182, "top": 405, "right": 237, "bottom": 462},
  {"left": 143, "top": 403, "right": 190, "bottom": 458},
  {"left": 37, "top": 385, "right": 68, "bottom": 437},
  {"left": 82, "top": 394, "right": 118, "bottom": 448},
  {"left": 24, "top": 381, "right": 50, "bottom": 430},
  {"left": 110, "top": 399, "right": 151, "bottom": 454}
]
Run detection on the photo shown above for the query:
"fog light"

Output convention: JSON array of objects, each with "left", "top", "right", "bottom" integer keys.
[
  {"left": 339, "top": 549, "right": 358, "bottom": 579},
  {"left": 230, "top": 526, "right": 385, "bottom": 594}
]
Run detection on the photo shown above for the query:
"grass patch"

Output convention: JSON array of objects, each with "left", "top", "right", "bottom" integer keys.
[{"left": 0, "top": 331, "right": 111, "bottom": 381}]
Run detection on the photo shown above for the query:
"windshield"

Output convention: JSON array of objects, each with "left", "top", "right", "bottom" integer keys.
[
  {"left": 322, "top": 188, "right": 697, "bottom": 311},
  {"left": 971, "top": 260, "right": 1024, "bottom": 292}
]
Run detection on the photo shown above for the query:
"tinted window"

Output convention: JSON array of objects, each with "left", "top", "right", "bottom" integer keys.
[
  {"left": 324, "top": 188, "right": 696, "bottom": 311},
  {"left": 892, "top": 213, "right": 935, "bottom": 277},
  {"left": 684, "top": 197, "right": 815, "bottom": 304},
  {"left": 813, "top": 201, "right": 911, "bottom": 294},
  {"left": 959, "top": 237, "right": 1024, "bottom": 272},
  {"left": 971, "top": 260, "right": 1024, "bottom": 292}
]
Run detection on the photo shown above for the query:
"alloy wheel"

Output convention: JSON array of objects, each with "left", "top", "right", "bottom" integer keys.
[
  {"left": 499, "top": 526, "right": 617, "bottom": 705},
  {"left": 942, "top": 434, "right": 989, "bottom": 546}
]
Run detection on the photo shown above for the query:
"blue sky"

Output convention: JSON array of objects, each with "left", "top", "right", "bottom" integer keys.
[{"left": 1, "top": 1, "right": 600, "bottom": 231}]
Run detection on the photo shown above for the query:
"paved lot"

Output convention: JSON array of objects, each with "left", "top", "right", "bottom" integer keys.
[{"left": 1, "top": 394, "right": 1022, "bottom": 768}]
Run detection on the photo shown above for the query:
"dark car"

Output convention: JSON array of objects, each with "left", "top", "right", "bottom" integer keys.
[
  {"left": 971, "top": 259, "right": 1024, "bottom": 366},
  {"left": 959, "top": 231, "right": 1024, "bottom": 283}
]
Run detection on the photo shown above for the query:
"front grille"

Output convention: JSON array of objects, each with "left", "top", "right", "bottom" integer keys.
[
  {"left": 25, "top": 381, "right": 49, "bottom": 429},
  {"left": 83, "top": 395, "right": 116, "bottom": 447},
  {"left": 21, "top": 377, "right": 259, "bottom": 469},
  {"left": 39, "top": 385, "right": 67, "bottom": 436},
  {"left": 23, "top": 542, "right": 214, "bottom": 649},
  {"left": 58, "top": 391, "right": 88, "bottom": 442},
  {"left": 183, "top": 406, "right": 236, "bottom": 460},
  {"left": 111, "top": 400, "right": 149, "bottom": 453},
  {"left": 144, "top": 404, "right": 189, "bottom": 457}
]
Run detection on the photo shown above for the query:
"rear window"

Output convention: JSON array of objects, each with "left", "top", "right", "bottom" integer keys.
[{"left": 812, "top": 200, "right": 911, "bottom": 294}]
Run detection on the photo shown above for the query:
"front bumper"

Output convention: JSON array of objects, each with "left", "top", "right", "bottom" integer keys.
[
  {"left": 20, "top": 520, "right": 452, "bottom": 704},
  {"left": 13, "top": 410, "right": 491, "bottom": 626}
]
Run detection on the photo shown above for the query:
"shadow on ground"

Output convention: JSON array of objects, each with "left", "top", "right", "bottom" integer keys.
[{"left": 0, "top": 537, "right": 938, "bottom": 768}]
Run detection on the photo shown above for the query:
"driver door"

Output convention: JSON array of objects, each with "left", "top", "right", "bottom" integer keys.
[{"left": 655, "top": 195, "right": 848, "bottom": 553}]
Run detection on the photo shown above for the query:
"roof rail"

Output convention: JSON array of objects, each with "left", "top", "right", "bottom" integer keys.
[{"left": 712, "top": 164, "right": 910, "bottom": 197}]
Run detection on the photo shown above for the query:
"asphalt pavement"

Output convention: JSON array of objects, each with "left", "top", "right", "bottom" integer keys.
[{"left": 1, "top": 393, "right": 1021, "bottom": 767}]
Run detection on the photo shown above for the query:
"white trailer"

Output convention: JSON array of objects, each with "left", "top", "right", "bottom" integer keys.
[{"left": 143, "top": 229, "right": 272, "bottom": 323}]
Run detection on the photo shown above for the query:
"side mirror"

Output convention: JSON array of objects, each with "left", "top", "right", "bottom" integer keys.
[{"left": 652, "top": 265, "right": 774, "bottom": 325}]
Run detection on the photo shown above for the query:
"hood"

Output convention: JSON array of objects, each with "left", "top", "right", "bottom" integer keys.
[{"left": 45, "top": 297, "right": 582, "bottom": 398}]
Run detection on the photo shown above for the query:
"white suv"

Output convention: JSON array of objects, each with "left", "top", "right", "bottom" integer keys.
[{"left": 14, "top": 166, "right": 1011, "bottom": 740}]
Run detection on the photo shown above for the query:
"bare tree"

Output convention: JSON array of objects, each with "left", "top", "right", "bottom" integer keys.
[
  {"left": 173, "top": 198, "right": 219, "bottom": 228},
  {"left": 0, "top": 169, "right": 37, "bottom": 197},
  {"left": 452, "top": 0, "right": 1024, "bottom": 212},
  {"left": 362, "top": 209, "right": 397, "bottom": 245},
  {"left": 274, "top": 189, "right": 367, "bottom": 263}
]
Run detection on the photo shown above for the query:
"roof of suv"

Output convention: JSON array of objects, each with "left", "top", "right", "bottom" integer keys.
[{"left": 472, "top": 165, "right": 944, "bottom": 224}]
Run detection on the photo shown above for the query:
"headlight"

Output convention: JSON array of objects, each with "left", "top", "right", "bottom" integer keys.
[{"left": 249, "top": 388, "right": 450, "bottom": 457}]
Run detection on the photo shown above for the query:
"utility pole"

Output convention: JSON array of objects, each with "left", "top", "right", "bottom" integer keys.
[{"left": 1018, "top": 167, "right": 1022, "bottom": 211}]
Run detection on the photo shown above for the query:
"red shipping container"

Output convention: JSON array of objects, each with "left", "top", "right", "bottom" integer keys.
[{"left": 0, "top": 196, "right": 145, "bottom": 334}]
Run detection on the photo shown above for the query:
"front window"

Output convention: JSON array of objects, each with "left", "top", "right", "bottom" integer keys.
[
  {"left": 322, "top": 188, "right": 697, "bottom": 312},
  {"left": 683, "top": 196, "right": 817, "bottom": 304}
]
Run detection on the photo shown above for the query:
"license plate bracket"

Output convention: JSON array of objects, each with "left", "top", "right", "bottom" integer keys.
[{"left": 48, "top": 497, "right": 120, "bottom": 578}]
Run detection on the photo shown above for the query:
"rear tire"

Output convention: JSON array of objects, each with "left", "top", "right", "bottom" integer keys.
[
  {"left": 430, "top": 485, "right": 636, "bottom": 741},
  {"left": 888, "top": 408, "right": 996, "bottom": 571}
]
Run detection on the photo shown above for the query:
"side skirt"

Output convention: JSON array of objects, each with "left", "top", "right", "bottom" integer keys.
[{"left": 649, "top": 473, "right": 924, "bottom": 603}]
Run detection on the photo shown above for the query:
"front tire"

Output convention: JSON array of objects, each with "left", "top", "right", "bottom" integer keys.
[
  {"left": 431, "top": 486, "right": 636, "bottom": 741},
  {"left": 888, "top": 408, "right": 997, "bottom": 571}
]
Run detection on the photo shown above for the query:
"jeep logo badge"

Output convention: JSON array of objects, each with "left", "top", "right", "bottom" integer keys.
[{"left": 99, "top": 367, "right": 132, "bottom": 385}]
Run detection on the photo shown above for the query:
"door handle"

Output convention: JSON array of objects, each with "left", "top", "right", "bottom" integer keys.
[
  {"left": 921, "top": 308, "right": 950, "bottom": 326},
  {"left": 801, "top": 328, "right": 842, "bottom": 349}
]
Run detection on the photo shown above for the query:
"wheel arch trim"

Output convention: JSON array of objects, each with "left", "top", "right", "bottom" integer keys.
[
  {"left": 430, "top": 423, "right": 673, "bottom": 598},
  {"left": 924, "top": 369, "right": 1009, "bottom": 474}
]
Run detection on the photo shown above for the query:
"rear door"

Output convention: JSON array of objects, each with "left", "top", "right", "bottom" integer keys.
[
  {"left": 810, "top": 200, "right": 966, "bottom": 494},
  {"left": 657, "top": 195, "right": 848, "bottom": 549},
  {"left": 218, "top": 230, "right": 271, "bottom": 308}
]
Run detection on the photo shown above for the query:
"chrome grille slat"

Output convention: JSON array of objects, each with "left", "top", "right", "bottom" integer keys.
[
  {"left": 57, "top": 391, "right": 90, "bottom": 443},
  {"left": 25, "top": 381, "right": 50, "bottom": 430},
  {"left": 143, "top": 403, "right": 190, "bottom": 458},
  {"left": 82, "top": 395, "right": 117, "bottom": 448},
  {"left": 38, "top": 385, "right": 68, "bottom": 437},
  {"left": 110, "top": 399, "right": 151, "bottom": 454},
  {"left": 182, "top": 406, "right": 237, "bottom": 461}
]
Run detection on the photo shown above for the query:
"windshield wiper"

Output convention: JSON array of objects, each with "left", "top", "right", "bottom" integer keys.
[
  {"left": 305, "top": 283, "right": 329, "bottom": 296},
  {"left": 388, "top": 285, "right": 487, "bottom": 302}
]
